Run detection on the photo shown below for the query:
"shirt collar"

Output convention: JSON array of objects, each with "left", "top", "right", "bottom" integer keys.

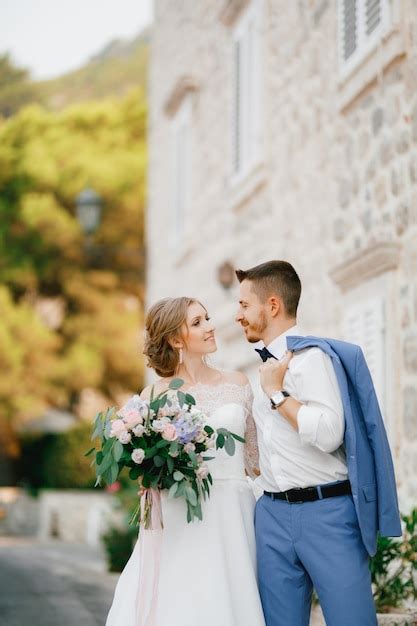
[{"left": 266, "top": 324, "right": 302, "bottom": 360}]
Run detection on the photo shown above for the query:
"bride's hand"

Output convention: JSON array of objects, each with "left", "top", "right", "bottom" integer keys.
[{"left": 259, "top": 351, "right": 293, "bottom": 397}]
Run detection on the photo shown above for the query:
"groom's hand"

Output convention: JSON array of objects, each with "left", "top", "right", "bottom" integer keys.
[{"left": 259, "top": 351, "right": 293, "bottom": 397}]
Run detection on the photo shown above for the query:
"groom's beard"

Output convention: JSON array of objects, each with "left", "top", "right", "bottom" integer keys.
[{"left": 242, "top": 310, "right": 268, "bottom": 343}]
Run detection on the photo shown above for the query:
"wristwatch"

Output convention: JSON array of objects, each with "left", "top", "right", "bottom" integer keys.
[{"left": 270, "top": 390, "right": 290, "bottom": 410}]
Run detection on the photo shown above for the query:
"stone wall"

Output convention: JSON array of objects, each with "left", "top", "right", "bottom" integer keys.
[{"left": 148, "top": 0, "right": 417, "bottom": 510}]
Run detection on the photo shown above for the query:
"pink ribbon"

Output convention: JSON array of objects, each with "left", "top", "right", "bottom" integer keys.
[{"left": 135, "top": 488, "right": 164, "bottom": 626}]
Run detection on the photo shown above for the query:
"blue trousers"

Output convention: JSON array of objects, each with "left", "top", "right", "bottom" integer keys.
[{"left": 255, "top": 491, "right": 377, "bottom": 626}]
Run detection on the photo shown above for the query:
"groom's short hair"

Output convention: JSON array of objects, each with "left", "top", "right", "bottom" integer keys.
[{"left": 235, "top": 261, "right": 301, "bottom": 317}]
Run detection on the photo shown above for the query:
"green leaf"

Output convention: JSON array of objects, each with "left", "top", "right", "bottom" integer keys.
[
  {"left": 154, "top": 455, "right": 165, "bottom": 467},
  {"left": 167, "top": 456, "right": 174, "bottom": 473},
  {"left": 169, "top": 441, "right": 179, "bottom": 455},
  {"left": 174, "top": 470, "right": 184, "bottom": 481},
  {"left": 187, "top": 450, "right": 197, "bottom": 464},
  {"left": 169, "top": 378, "right": 184, "bottom": 390},
  {"left": 112, "top": 440, "right": 124, "bottom": 462},
  {"left": 217, "top": 433, "right": 225, "bottom": 448},
  {"left": 168, "top": 482, "right": 178, "bottom": 498},
  {"left": 97, "top": 452, "right": 113, "bottom": 474},
  {"left": 156, "top": 439, "right": 170, "bottom": 448},
  {"left": 84, "top": 447, "right": 95, "bottom": 457},
  {"left": 185, "top": 394, "right": 196, "bottom": 406},
  {"left": 185, "top": 486, "right": 197, "bottom": 506},
  {"left": 224, "top": 436, "right": 236, "bottom": 456},
  {"left": 109, "top": 462, "right": 119, "bottom": 483},
  {"left": 177, "top": 390, "right": 186, "bottom": 406},
  {"left": 129, "top": 466, "right": 141, "bottom": 480},
  {"left": 231, "top": 433, "right": 245, "bottom": 443}
]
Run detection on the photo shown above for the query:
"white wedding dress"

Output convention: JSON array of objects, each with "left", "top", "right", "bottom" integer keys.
[{"left": 105, "top": 381, "right": 266, "bottom": 626}]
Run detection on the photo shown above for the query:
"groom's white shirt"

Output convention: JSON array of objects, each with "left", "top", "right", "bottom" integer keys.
[{"left": 252, "top": 325, "right": 348, "bottom": 493}]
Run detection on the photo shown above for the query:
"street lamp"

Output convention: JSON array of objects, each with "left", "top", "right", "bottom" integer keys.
[{"left": 75, "top": 187, "right": 103, "bottom": 236}]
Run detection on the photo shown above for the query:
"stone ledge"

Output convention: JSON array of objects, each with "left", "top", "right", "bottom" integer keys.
[
  {"left": 219, "top": 0, "right": 250, "bottom": 27},
  {"left": 164, "top": 76, "right": 200, "bottom": 117},
  {"left": 329, "top": 241, "right": 401, "bottom": 292}
]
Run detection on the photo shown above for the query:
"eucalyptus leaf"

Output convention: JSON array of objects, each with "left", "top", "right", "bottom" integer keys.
[
  {"left": 185, "top": 394, "right": 196, "bottom": 406},
  {"left": 154, "top": 455, "right": 165, "bottom": 467},
  {"left": 169, "top": 378, "right": 184, "bottom": 390},
  {"left": 224, "top": 436, "right": 236, "bottom": 456},
  {"left": 112, "top": 440, "right": 124, "bottom": 462},
  {"left": 167, "top": 456, "right": 174, "bottom": 473},
  {"left": 168, "top": 482, "right": 178, "bottom": 498},
  {"left": 186, "top": 486, "right": 197, "bottom": 506},
  {"left": 232, "top": 433, "right": 246, "bottom": 443},
  {"left": 174, "top": 470, "right": 185, "bottom": 481}
]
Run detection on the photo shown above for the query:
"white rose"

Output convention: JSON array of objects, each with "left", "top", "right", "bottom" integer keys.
[
  {"left": 131, "top": 448, "right": 145, "bottom": 464},
  {"left": 118, "top": 431, "right": 132, "bottom": 444},
  {"left": 132, "top": 424, "right": 145, "bottom": 437},
  {"left": 152, "top": 418, "right": 168, "bottom": 432}
]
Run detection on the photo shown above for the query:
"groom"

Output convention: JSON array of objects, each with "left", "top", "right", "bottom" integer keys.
[{"left": 235, "top": 260, "right": 401, "bottom": 626}]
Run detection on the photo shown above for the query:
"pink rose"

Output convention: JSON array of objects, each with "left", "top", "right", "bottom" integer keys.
[
  {"left": 162, "top": 423, "right": 177, "bottom": 441},
  {"left": 122, "top": 409, "right": 144, "bottom": 428},
  {"left": 110, "top": 419, "right": 127, "bottom": 436}
]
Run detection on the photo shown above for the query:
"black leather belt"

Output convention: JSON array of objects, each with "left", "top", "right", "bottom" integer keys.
[{"left": 264, "top": 480, "right": 351, "bottom": 504}]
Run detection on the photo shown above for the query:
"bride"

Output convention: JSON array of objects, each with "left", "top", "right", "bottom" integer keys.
[{"left": 105, "top": 296, "right": 265, "bottom": 626}]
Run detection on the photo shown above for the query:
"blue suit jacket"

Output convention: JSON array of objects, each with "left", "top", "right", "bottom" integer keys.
[{"left": 286, "top": 335, "right": 402, "bottom": 556}]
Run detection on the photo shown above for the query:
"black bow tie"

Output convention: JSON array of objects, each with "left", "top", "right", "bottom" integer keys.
[{"left": 254, "top": 347, "right": 278, "bottom": 362}]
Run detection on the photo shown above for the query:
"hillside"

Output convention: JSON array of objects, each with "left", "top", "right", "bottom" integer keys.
[{"left": 36, "top": 29, "right": 150, "bottom": 110}]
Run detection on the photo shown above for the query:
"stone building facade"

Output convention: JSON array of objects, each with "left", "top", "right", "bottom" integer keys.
[{"left": 147, "top": 0, "right": 417, "bottom": 510}]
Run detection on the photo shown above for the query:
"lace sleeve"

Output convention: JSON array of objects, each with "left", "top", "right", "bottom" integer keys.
[{"left": 243, "top": 383, "right": 260, "bottom": 479}]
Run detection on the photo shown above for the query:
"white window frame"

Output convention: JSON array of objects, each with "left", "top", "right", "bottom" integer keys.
[
  {"left": 170, "top": 97, "right": 192, "bottom": 247},
  {"left": 343, "top": 295, "right": 386, "bottom": 415},
  {"left": 230, "top": 0, "right": 262, "bottom": 185},
  {"left": 337, "top": 0, "right": 391, "bottom": 80}
]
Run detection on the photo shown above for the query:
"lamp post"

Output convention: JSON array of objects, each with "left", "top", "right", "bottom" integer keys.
[{"left": 75, "top": 187, "right": 102, "bottom": 236}]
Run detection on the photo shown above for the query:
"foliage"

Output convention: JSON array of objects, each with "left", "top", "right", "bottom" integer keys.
[
  {"left": 0, "top": 54, "right": 42, "bottom": 117},
  {"left": 18, "top": 422, "right": 97, "bottom": 489},
  {"left": 0, "top": 90, "right": 146, "bottom": 456},
  {"left": 37, "top": 31, "right": 149, "bottom": 110},
  {"left": 370, "top": 509, "right": 417, "bottom": 613}
]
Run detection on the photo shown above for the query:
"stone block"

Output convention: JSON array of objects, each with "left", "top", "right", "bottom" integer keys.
[
  {"left": 404, "top": 332, "right": 417, "bottom": 372},
  {"left": 404, "top": 386, "right": 417, "bottom": 440}
]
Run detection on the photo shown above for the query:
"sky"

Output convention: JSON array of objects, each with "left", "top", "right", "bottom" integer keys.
[{"left": 0, "top": 0, "right": 153, "bottom": 80}]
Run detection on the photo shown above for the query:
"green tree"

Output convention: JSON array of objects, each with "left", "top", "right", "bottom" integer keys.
[
  {"left": 0, "top": 90, "right": 146, "bottom": 461},
  {"left": 0, "top": 54, "right": 41, "bottom": 117}
]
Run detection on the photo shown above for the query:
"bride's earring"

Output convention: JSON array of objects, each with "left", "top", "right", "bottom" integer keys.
[{"left": 179, "top": 348, "right": 183, "bottom": 364}]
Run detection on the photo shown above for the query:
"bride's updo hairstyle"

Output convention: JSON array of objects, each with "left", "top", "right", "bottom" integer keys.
[{"left": 144, "top": 296, "right": 204, "bottom": 377}]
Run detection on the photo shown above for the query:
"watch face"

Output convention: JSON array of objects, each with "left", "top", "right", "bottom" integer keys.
[{"left": 271, "top": 392, "right": 284, "bottom": 405}]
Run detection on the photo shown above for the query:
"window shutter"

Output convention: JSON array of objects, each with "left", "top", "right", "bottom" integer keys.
[
  {"left": 365, "top": 0, "right": 382, "bottom": 37},
  {"left": 343, "top": 296, "right": 386, "bottom": 413},
  {"left": 232, "top": 2, "right": 261, "bottom": 179},
  {"left": 340, "top": 0, "right": 358, "bottom": 63},
  {"left": 338, "top": 0, "right": 389, "bottom": 76}
]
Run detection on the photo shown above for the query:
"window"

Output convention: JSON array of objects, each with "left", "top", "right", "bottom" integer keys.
[
  {"left": 343, "top": 296, "right": 386, "bottom": 413},
  {"left": 171, "top": 98, "right": 192, "bottom": 244},
  {"left": 338, "top": 0, "right": 391, "bottom": 78},
  {"left": 232, "top": 1, "right": 261, "bottom": 181}
]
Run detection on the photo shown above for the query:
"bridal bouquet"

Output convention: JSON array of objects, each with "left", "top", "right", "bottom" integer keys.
[{"left": 86, "top": 378, "right": 244, "bottom": 527}]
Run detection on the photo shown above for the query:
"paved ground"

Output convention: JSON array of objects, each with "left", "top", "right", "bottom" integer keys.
[{"left": 0, "top": 537, "right": 118, "bottom": 626}]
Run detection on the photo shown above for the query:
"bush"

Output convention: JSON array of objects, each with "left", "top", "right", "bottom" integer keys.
[
  {"left": 102, "top": 524, "right": 138, "bottom": 572},
  {"left": 370, "top": 508, "right": 417, "bottom": 613},
  {"left": 18, "top": 421, "right": 97, "bottom": 489}
]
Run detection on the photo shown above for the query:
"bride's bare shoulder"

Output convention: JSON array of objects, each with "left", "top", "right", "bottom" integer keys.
[
  {"left": 221, "top": 370, "right": 250, "bottom": 387},
  {"left": 140, "top": 378, "right": 171, "bottom": 401}
]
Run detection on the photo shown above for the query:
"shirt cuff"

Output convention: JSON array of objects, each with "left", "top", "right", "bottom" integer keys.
[{"left": 296, "top": 404, "right": 321, "bottom": 446}]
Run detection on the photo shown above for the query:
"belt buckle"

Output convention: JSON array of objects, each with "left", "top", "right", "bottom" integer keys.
[{"left": 286, "top": 488, "right": 303, "bottom": 504}]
